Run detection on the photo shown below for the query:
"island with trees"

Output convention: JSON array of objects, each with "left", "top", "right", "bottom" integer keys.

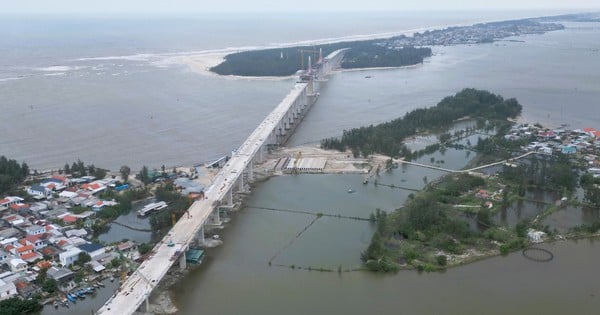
[
  {"left": 210, "top": 18, "right": 564, "bottom": 77},
  {"left": 320, "top": 89, "right": 600, "bottom": 272}
]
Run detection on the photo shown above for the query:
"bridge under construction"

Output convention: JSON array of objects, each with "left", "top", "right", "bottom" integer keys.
[{"left": 97, "top": 48, "right": 348, "bottom": 315}]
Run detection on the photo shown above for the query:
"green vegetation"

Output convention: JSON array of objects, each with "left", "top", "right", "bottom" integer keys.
[
  {"left": 362, "top": 174, "right": 528, "bottom": 272},
  {"left": 0, "top": 155, "right": 29, "bottom": 195},
  {"left": 321, "top": 89, "right": 522, "bottom": 158},
  {"left": 341, "top": 45, "right": 431, "bottom": 69},
  {"left": 62, "top": 159, "right": 106, "bottom": 179},
  {"left": 0, "top": 297, "right": 42, "bottom": 315},
  {"left": 211, "top": 40, "right": 431, "bottom": 76},
  {"left": 580, "top": 174, "right": 600, "bottom": 207},
  {"left": 138, "top": 243, "right": 153, "bottom": 255},
  {"left": 149, "top": 183, "right": 193, "bottom": 231}
]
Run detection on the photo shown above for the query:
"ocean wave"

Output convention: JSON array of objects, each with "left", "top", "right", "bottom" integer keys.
[
  {"left": 35, "top": 65, "right": 85, "bottom": 72},
  {"left": 0, "top": 76, "right": 24, "bottom": 82},
  {"left": 43, "top": 72, "right": 66, "bottom": 76}
]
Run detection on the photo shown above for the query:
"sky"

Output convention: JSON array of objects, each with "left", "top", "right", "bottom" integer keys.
[{"left": 2, "top": 0, "right": 600, "bottom": 15}]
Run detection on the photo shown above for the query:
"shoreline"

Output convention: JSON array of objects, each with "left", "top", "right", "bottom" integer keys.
[{"left": 169, "top": 13, "right": 566, "bottom": 79}]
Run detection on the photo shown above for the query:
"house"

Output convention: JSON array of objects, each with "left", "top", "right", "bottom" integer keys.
[
  {"left": 59, "top": 247, "right": 82, "bottom": 266},
  {"left": 21, "top": 224, "right": 45, "bottom": 236},
  {"left": 538, "top": 146, "right": 553, "bottom": 155},
  {"left": 46, "top": 267, "right": 74, "bottom": 284},
  {"left": 8, "top": 203, "right": 29, "bottom": 213},
  {"left": 58, "top": 190, "right": 78, "bottom": 199},
  {"left": 0, "top": 279, "right": 18, "bottom": 301},
  {"left": 527, "top": 229, "right": 546, "bottom": 243},
  {"left": 39, "top": 246, "right": 61, "bottom": 261},
  {"left": 561, "top": 145, "right": 577, "bottom": 155},
  {"left": 0, "top": 237, "right": 19, "bottom": 248},
  {"left": 77, "top": 243, "right": 105, "bottom": 260},
  {"left": 14, "top": 280, "right": 38, "bottom": 299},
  {"left": 91, "top": 200, "right": 118, "bottom": 211},
  {"left": 21, "top": 235, "right": 46, "bottom": 250},
  {"left": 14, "top": 244, "right": 34, "bottom": 258},
  {"left": 8, "top": 258, "right": 27, "bottom": 272},
  {"left": 62, "top": 215, "right": 79, "bottom": 225},
  {"left": 0, "top": 197, "right": 24, "bottom": 208},
  {"left": 20, "top": 251, "right": 41, "bottom": 263},
  {"left": 27, "top": 185, "right": 52, "bottom": 199},
  {"left": 0, "top": 227, "right": 20, "bottom": 239},
  {"left": 65, "top": 228, "right": 87, "bottom": 238},
  {"left": 81, "top": 182, "right": 106, "bottom": 195},
  {"left": 28, "top": 202, "right": 48, "bottom": 212}
]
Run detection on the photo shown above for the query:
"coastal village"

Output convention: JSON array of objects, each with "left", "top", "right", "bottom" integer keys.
[{"left": 0, "top": 163, "right": 216, "bottom": 309}]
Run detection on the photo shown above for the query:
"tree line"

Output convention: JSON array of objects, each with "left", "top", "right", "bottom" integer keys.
[
  {"left": 321, "top": 89, "right": 523, "bottom": 158},
  {"left": 0, "top": 156, "right": 29, "bottom": 195},
  {"left": 211, "top": 40, "right": 431, "bottom": 77}
]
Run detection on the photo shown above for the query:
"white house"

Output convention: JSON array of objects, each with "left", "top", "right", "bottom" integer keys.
[
  {"left": 22, "top": 224, "right": 45, "bottom": 236},
  {"left": 27, "top": 185, "right": 52, "bottom": 199},
  {"left": 77, "top": 243, "right": 105, "bottom": 260},
  {"left": 0, "top": 279, "right": 17, "bottom": 301},
  {"left": 8, "top": 258, "right": 27, "bottom": 273},
  {"left": 59, "top": 247, "right": 82, "bottom": 266},
  {"left": 527, "top": 229, "right": 546, "bottom": 243},
  {"left": 0, "top": 197, "right": 24, "bottom": 208}
]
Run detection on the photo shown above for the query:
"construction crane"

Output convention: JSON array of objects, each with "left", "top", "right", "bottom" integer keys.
[{"left": 299, "top": 49, "right": 319, "bottom": 70}]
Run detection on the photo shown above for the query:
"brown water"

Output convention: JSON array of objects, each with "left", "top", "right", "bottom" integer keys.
[{"left": 171, "top": 170, "right": 600, "bottom": 315}]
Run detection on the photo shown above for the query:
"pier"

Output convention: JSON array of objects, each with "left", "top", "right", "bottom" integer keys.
[{"left": 96, "top": 49, "right": 347, "bottom": 315}]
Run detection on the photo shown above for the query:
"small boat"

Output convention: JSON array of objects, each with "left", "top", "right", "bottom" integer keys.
[
  {"left": 347, "top": 187, "right": 355, "bottom": 193},
  {"left": 66, "top": 294, "right": 76, "bottom": 303},
  {"left": 365, "top": 75, "right": 372, "bottom": 79},
  {"left": 97, "top": 281, "right": 105, "bottom": 288},
  {"left": 54, "top": 301, "right": 59, "bottom": 309},
  {"left": 93, "top": 283, "right": 100, "bottom": 289},
  {"left": 61, "top": 299, "right": 69, "bottom": 308},
  {"left": 76, "top": 290, "right": 86, "bottom": 299},
  {"left": 110, "top": 276, "right": 115, "bottom": 282},
  {"left": 85, "top": 287, "right": 95, "bottom": 294}
]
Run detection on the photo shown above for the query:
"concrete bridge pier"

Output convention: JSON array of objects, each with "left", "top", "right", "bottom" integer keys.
[
  {"left": 238, "top": 174, "right": 244, "bottom": 192},
  {"left": 197, "top": 225, "right": 205, "bottom": 244},
  {"left": 248, "top": 161, "right": 254, "bottom": 181},
  {"left": 208, "top": 207, "right": 221, "bottom": 225},
  {"left": 145, "top": 295, "right": 150, "bottom": 313},
  {"left": 226, "top": 188, "right": 233, "bottom": 206},
  {"left": 179, "top": 251, "right": 187, "bottom": 271}
]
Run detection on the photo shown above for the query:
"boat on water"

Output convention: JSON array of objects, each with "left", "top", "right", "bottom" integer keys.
[
  {"left": 75, "top": 290, "right": 86, "bottom": 299},
  {"left": 54, "top": 301, "right": 59, "bottom": 309},
  {"left": 137, "top": 201, "right": 168, "bottom": 216},
  {"left": 110, "top": 276, "right": 115, "bottom": 282},
  {"left": 61, "top": 298, "right": 69, "bottom": 308},
  {"left": 347, "top": 187, "right": 355, "bottom": 193},
  {"left": 97, "top": 281, "right": 105, "bottom": 287},
  {"left": 66, "top": 293, "right": 76, "bottom": 303}
]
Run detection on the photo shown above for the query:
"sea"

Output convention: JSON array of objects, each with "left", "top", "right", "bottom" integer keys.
[{"left": 2, "top": 10, "right": 598, "bottom": 171}]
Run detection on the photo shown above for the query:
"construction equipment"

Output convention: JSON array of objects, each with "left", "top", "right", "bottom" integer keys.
[
  {"left": 299, "top": 49, "right": 319, "bottom": 70},
  {"left": 292, "top": 151, "right": 302, "bottom": 174}
]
